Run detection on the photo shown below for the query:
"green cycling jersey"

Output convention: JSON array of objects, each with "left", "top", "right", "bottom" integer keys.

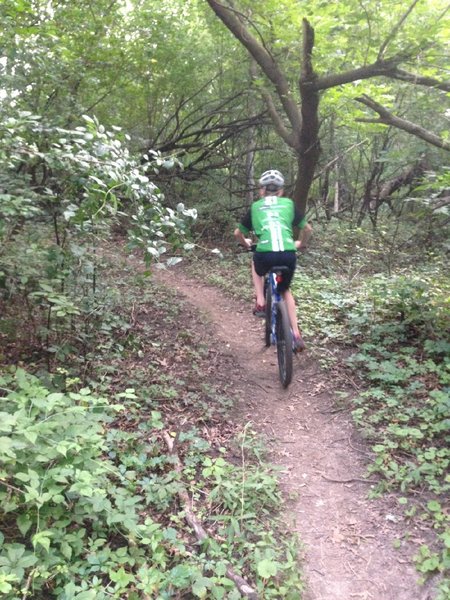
[{"left": 238, "top": 196, "right": 306, "bottom": 252}]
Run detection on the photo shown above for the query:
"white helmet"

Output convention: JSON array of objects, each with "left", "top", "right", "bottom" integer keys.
[{"left": 258, "top": 169, "right": 285, "bottom": 190}]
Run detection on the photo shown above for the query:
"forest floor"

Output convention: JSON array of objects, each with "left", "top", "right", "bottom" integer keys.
[{"left": 154, "top": 263, "right": 436, "bottom": 600}]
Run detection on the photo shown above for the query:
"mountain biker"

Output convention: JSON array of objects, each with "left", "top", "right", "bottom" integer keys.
[{"left": 234, "top": 169, "right": 312, "bottom": 352}]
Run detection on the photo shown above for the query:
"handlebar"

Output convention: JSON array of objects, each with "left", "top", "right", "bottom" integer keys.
[{"left": 239, "top": 243, "right": 306, "bottom": 253}]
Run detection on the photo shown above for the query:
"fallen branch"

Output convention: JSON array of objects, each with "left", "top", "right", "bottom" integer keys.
[
  {"left": 320, "top": 472, "right": 378, "bottom": 485},
  {"left": 0, "top": 478, "right": 24, "bottom": 495},
  {"left": 162, "top": 431, "right": 259, "bottom": 599},
  {"left": 21, "top": 570, "right": 36, "bottom": 600}
]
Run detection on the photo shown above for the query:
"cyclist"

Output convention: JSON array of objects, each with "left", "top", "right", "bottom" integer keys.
[{"left": 234, "top": 169, "right": 312, "bottom": 352}]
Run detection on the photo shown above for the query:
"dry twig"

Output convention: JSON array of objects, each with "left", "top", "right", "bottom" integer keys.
[
  {"left": 163, "top": 431, "right": 259, "bottom": 599},
  {"left": 320, "top": 472, "right": 377, "bottom": 485}
]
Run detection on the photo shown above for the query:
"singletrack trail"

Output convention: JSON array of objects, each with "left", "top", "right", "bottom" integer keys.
[{"left": 159, "top": 265, "right": 433, "bottom": 600}]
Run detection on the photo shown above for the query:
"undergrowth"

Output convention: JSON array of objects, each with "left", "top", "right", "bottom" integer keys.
[
  {"left": 0, "top": 246, "right": 303, "bottom": 598},
  {"left": 185, "top": 225, "right": 450, "bottom": 598}
]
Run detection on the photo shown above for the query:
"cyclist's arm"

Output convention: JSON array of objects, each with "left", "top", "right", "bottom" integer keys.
[
  {"left": 292, "top": 211, "right": 312, "bottom": 251},
  {"left": 295, "top": 222, "right": 312, "bottom": 250},
  {"left": 234, "top": 227, "right": 252, "bottom": 249},
  {"left": 235, "top": 209, "right": 253, "bottom": 249}
]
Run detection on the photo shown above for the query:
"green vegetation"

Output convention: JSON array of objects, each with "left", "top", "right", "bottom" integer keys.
[
  {"left": 188, "top": 217, "right": 449, "bottom": 597},
  {"left": 1, "top": 258, "right": 303, "bottom": 598},
  {"left": 1, "top": 0, "right": 449, "bottom": 597}
]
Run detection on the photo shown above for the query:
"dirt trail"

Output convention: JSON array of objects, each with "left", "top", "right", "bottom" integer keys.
[{"left": 161, "top": 266, "right": 432, "bottom": 600}]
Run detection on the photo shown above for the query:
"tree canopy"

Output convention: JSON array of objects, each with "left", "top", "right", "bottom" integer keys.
[
  {"left": 1, "top": 1, "right": 450, "bottom": 598},
  {"left": 205, "top": 0, "right": 449, "bottom": 211}
]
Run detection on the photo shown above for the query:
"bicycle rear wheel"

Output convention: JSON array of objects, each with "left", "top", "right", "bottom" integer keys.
[
  {"left": 264, "top": 277, "right": 272, "bottom": 347},
  {"left": 276, "top": 301, "right": 293, "bottom": 388}
]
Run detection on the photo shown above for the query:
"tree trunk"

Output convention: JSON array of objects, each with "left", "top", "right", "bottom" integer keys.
[
  {"left": 205, "top": 1, "right": 320, "bottom": 214},
  {"left": 294, "top": 19, "right": 321, "bottom": 214},
  {"left": 245, "top": 61, "right": 258, "bottom": 205}
]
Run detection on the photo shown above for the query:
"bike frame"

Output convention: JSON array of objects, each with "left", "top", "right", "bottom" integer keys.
[
  {"left": 245, "top": 244, "right": 294, "bottom": 387},
  {"left": 266, "top": 270, "right": 283, "bottom": 345},
  {"left": 265, "top": 266, "right": 294, "bottom": 387}
]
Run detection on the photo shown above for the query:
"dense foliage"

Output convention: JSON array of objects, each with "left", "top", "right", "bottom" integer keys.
[
  {"left": 0, "top": 109, "right": 197, "bottom": 367},
  {"left": 0, "top": 265, "right": 303, "bottom": 598},
  {"left": 192, "top": 219, "right": 449, "bottom": 598},
  {"left": 1, "top": 0, "right": 449, "bottom": 598}
]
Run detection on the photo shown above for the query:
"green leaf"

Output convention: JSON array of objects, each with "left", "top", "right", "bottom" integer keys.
[
  {"left": 61, "top": 541, "right": 72, "bottom": 560},
  {"left": 109, "top": 567, "right": 135, "bottom": 587},
  {"left": 23, "top": 429, "right": 38, "bottom": 444},
  {"left": 16, "top": 554, "right": 38, "bottom": 569},
  {"left": 441, "top": 531, "right": 450, "bottom": 549},
  {"left": 32, "top": 531, "right": 53, "bottom": 552},
  {"left": 372, "top": 444, "right": 386, "bottom": 453},
  {"left": 73, "top": 592, "right": 97, "bottom": 600},
  {"left": 257, "top": 558, "right": 278, "bottom": 579},
  {"left": 168, "top": 564, "right": 193, "bottom": 588},
  {"left": 16, "top": 515, "right": 32, "bottom": 536},
  {"left": 192, "top": 576, "right": 212, "bottom": 597},
  {"left": 427, "top": 500, "right": 441, "bottom": 512},
  {"left": 417, "top": 555, "right": 440, "bottom": 573},
  {"left": 214, "top": 562, "right": 228, "bottom": 577},
  {"left": 0, "top": 573, "right": 19, "bottom": 594},
  {"left": 0, "top": 437, "right": 16, "bottom": 459}
]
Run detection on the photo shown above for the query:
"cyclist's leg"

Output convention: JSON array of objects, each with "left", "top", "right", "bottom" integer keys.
[
  {"left": 274, "top": 252, "right": 305, "bottom": 350},
  {"left": 282, "top": 290, "right": 305, "bottom": 351},
  {"left": 253, "top": 252, "right": 274, "bottom": 312},
  {"left": 283, "top": 290, "right": 301, "bottom": 338},
  {"left": 251, "top": 260, "right": 265, "bottom": 308}
]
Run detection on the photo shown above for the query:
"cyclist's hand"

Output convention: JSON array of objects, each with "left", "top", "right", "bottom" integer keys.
[
  {"left": 244, "top": 238, "right": 253, "bottom": 250},
  {"left": 295, "top": 240, "right": 304, "bottom": 251}
]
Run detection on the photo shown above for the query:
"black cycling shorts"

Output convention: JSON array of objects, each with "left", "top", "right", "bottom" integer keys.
[{"left": 253, "top": 251, "right": 296, "bottom": 291}]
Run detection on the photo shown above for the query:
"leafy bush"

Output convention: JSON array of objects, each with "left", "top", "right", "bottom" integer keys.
[
  {"left": 0, "top": 111, "right": 196, "bottom": 264},
  {"left": 0, "top": 110, "right": 196, "bottom": 370},
  {"left": 346, "top": 268, "right": 449, "bottom": 341},
  {"left": 200, "top": 234, "right": 449, "bottom": 591},
  {"left": 0, "top": 368, "right": 302, "bottom": 598}
]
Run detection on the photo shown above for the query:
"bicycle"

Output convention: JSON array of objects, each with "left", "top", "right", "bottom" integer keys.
[
  {"left": 263, "top": 265, "right": 294, "bottom": 388},
  {"left": 244, "top": 243, "right": 296, "bottom": 388}
]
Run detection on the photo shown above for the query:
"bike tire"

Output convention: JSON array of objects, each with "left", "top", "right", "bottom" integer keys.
[
  {"left": 276, "top": 301, "right": 293, "bottom": 388},
  {"left": 264, "top": 277, "right": 272, "bottom": 347}
]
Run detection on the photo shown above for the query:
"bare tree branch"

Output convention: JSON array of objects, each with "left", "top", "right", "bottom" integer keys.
[
  {"left": 220, "top": 2, "right": 276, "bottom": 61},
  {"left": 311, "top": 57, "right": 406, "bottom": 91},
  {"left": 388, "top": 67, "right": 450, "bottom": 92},
  {"left": 205, "top": 0, "right": 302, "bottom": 140},
  {"left": 313, "top": 139, "right": 369, "bottom": 181},
  {"left": 355, "top": 94, "right": 450, "bottom": 151},
  {"left": 260, "top": 89, "right": 297, "bottom": 146},
  {"left": 163, "top": 432, "right": 259, "bottom": 600},
  {"left": 152, "top": 73, "right": 223, "bottom": 145},
  {"left": 357, "top": 0, "right": 372, "bottom": 64},
  {"left": 377, "top": 0, "right": 421, "bottom": 60},
  {"left": 310, "top": 58, "right": 449, "bottom": 93},
  {"left": 154, "top": 111, "right": 267, "bottom": 155}
]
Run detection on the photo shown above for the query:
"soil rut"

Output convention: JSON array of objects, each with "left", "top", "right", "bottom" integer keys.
[{"left": 160, "top": 266, "right": 432, "bottom": 600}]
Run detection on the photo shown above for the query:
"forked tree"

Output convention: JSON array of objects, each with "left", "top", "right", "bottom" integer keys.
[{"left": 205, "top": 0, "right": 450, "bottom": 212}]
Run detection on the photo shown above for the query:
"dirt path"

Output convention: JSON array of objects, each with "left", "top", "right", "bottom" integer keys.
[{"left": 161, "top": 266, "right": 432, "bottom": 600}]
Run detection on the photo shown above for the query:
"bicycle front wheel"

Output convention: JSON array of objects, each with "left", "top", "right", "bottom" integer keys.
[
  {"left": 264, "top": 277, "right": 272, "bottom": 347},
  {"left": 276, "top": 301, "right": 293, "bottom": 388}
]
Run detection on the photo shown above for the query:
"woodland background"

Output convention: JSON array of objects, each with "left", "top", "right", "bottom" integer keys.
[{"left": 0, "top": 1, "right": 449, "bottom": 598}]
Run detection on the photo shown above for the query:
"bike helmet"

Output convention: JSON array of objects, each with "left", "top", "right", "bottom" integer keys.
[{"left": 258, "top": 169, "right": 285, "bottom": 191}]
